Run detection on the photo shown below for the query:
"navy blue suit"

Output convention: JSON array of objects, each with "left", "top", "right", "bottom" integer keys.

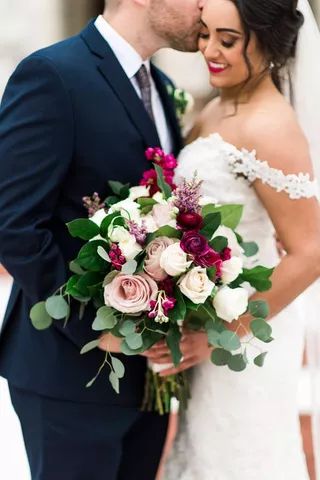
[{"left": 0, "top": 20, "right": 182, "bottom": 479}]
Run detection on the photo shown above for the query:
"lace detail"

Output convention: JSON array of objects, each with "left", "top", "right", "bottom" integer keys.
[{"left": 229, "top": 149, "right": 319, "bottom": 200}]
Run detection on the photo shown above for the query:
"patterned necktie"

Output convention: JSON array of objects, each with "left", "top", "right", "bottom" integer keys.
[{"left": 135, "top": 64, "right": 155, "bottom": 122}]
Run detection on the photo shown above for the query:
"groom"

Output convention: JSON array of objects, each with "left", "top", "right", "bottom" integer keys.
[{"left": 0, "top": 0, "right": 204, "bottom": 478}]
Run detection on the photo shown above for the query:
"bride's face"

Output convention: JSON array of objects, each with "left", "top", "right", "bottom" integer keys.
[{"left": 199, "top": 0, "right": 267, "bottom": 90}]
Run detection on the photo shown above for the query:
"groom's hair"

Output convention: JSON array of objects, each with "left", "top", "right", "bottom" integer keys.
[{"left": 231, "top": 0, "right": 304, "bottom": 92}]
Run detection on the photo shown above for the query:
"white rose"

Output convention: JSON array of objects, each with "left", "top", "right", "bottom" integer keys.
[
  {"left": 129, "top": 185, "right": 150, "bottom": 200},
  {"left": 221, "top": 256, "right": 243, "bottom": 284},
  {"left": 110, "top": 199, "right": 141, "bottom": 222},
  {"left": 119, "top": 237, "right": 142, "bottom": 260},
  {"left": 143, "top": 214, "right": 158, "bottom": 233},
  {"left": 90, "top": 208, "right": 107, "bottom": 227},
  {"left": 108, "top": 226, "right": 132, "bottom": 244},
  {"left": 199, "top": 196, "right": 218, "bottom": 206},
  {"left": 160, "top": 242, "right": 192, "bottom": 277},
  {"left": 179, "top": 267, "right": 215, "bottom": 304},
  {"left": 152, "top": 191, "right": 167, "bottom": 204},
  {"left": 213, "top": 286, "right": 248, "bottom": 323},
  {"left": 212, "top": 226, "right": 244, "bottom": 257}
]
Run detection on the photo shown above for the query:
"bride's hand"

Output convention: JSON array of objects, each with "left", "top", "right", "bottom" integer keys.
[
  {"left": 98, "top": 332, "right": 122, "bottom": 353},
  {"left": 142, "top": 330, "right": 213, "bottom": 376}
]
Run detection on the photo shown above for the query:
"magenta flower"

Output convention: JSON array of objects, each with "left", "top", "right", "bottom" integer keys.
[
  {"left": 177, "top": 212, "right": 203, "bottom": 231},
  {"left": 220, "top": 247, "right": 232, "bottom": 261},
  {"left": 180, "top": 230, "right": 210, "bottom": 256},
  {"left": 109, "top": 244, "right": 126, "bottom": 271},
  {"left": 195, "top": 248, "right": 222, "bottom": 273}
]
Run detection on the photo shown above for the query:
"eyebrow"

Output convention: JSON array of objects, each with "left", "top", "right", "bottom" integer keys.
[{"left": 200, "top": 20, "right": 242, "bottom": 35}]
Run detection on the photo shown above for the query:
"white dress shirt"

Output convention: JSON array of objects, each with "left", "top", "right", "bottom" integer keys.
[{"left": 94, "top": 15, "right": 173, "bottom": 154}]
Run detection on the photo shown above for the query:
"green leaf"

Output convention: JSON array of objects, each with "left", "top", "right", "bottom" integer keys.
[
  {"left": 228, "top": 353, "right": 247, "bottom": 372},
  {"left": 125, "top": 332, "right": 143, "bottom": 350},
  {"left": 254, "top": 352, "right": 268, "bottom": 367},
  {"left": 80, "top": 339, "right": 100, "bottom": 354},
  {"left": 121, "top": 340, "right": 144, "bottom": 355},
  {"left": 30, "top": 302, "right": 53, "bottom": 330},
  {"left": 108, "top": 180, "right": 129, "bottom": 197},
  {"left": 218, "top": 330, "right": 241, "bottom": 352},
  {"left": 109, "top": 370, "right": 120, "bottom": 394},
  {"left": 166, "top": 325, "right": 182, "bottom": 366},
  {"left": 241, "top": 241, "right": 259, "bottom": 257},
  {"left": 100, "top": 212, "right": 123, "bottom": 238},
  {"left": 67, "top": 218, "right": 100, "bottom": 241},
  {"left": 200, "top": 212, "right": 221, "bottom": 239},
  {"left": 154, "top": 164, "right": 172, "bottom": 199},
  {"left": 202, "top": 204, "right": 243, "bottom": 229},
  {"left": 147, "top": 225, "right": 181, "bottom": 242},
  {"left": 241, "top": 267, "right": 273, "bottom": 292},
  {"left": 209, "top": 236, "right": 228, "bottom": 252},
  {"left": 207, "top": 329, "right": 221, "bottom": 347},
  {"left": 92, "top": 306, "right": 117, "bottom": 331},
  {"left": 77, "top": 240, "right": 108, "bottom": 272},
  {"left": 86, "top": 376, "right": 98, "bottom": 388},
  {"left": 250, "top": 318, "right": 272, "bottom": 342},
  {"left": 105, "top": 195, "right": 120, "bottom": 207},
  {"left": 121, "top": 259, "right": 137, "bottom": 275},
  {"left": 97, "top": 246, "right": 111, "bottom": 262},
  {"left": 170, "top": 288, "right": 186, "bottom": 323},
  {"left": 111, "top": 356, "right": 125, "bottom": 378},
  {"left": 45, "top": 296, "right": 70, "bottom": 320},
  {"left": 211, "top": 348, "right": 231, "bottom": 366},
  {"left": 119, "top": 320, "right": 136, "bottom": 336},
  {"left": 136, "top": 198, "right": 157, "bottom": 208},
  {"left": 248, "top": 300, "right": 270, "bottom": 318},
  {"left": 69, "top": 260, "right": 86, "bottom": 275}
]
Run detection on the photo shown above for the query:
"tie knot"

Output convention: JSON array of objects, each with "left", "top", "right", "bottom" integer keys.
[{"left": 135, "top": 64, "right": 151, "bottom": 90}]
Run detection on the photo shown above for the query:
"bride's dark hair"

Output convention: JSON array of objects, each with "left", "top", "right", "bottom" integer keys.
[{"left": 231, "top": 0, "right": 304, "bottom": 91}]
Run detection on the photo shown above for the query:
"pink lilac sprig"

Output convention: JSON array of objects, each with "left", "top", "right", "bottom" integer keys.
[
  {"left": 82, "top": 192, "right": 105, "bottom": 218},
  {"left": 148, "top": 291, "right": 176, "bottom": 324},
  {"left": 109, "top": 244, "right": 126, "bottom": 271},
  {"left": 173, "top": 174, "right": 203, "bottom": 214},
  {"left": 128, "top": 220, "right": 147, "bottom": 246}
]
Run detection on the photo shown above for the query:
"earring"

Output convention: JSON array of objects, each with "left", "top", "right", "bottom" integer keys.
[{"left": 269, "top": 61, "right": 275, "bottom": 70}]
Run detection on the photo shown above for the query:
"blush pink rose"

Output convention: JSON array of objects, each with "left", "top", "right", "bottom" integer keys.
[
  {"left": 144, "top": 236, "right": 176, "bottom": 281},
  {"left": 104, "top": 272, "right": 158, "bottom": 314},
  {"left": 152, "top": 204, "right": 176, "bottom": 229}
]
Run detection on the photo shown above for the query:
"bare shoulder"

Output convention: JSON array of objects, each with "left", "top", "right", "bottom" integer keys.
[
  {"left": 241, "top": 97, "right": 312, "bottom": 176},
  {"left": 186, "top": 96, "right": 219, "bottom": 144}
]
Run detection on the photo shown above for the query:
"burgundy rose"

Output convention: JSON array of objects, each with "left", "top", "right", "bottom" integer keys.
[
  {"left": 195, "top": 248, "right": 222, "bottom": 274},
  {"left": 177, "top": 212, "right": 203, "bottom": 231},
  {"left": 180, "top": 230, "right": 209, "bottom": 256},
  {"left": 220, "top": 247, "right": 232, "bottom": 261}
]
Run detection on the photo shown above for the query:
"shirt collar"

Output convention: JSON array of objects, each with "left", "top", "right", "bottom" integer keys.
[{"left": 94, "top": 15, "right": 150, "bottom": 80}]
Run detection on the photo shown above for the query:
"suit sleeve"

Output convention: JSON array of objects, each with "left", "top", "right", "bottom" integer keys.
[{"left": 0, "top": 54, "right": 90, "bottom": 348}]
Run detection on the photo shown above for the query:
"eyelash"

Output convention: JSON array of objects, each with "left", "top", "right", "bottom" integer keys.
[{"left": 198, "top": 34, "right": 236, "bottom": 49}]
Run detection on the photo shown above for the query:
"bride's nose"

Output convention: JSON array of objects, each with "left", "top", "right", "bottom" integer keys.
[{"left": 203, "top": 41, "right": 222, "bottom": 61}]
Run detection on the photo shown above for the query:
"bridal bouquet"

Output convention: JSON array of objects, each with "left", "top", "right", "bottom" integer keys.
[{"left": 30, "top": 148, "right": 274, "bottom": 414}]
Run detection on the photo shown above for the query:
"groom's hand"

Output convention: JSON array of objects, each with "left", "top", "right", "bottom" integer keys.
[
  {"left": 98, "top": 333, "right": 122, "bottom": 353},
  {"left": 143, "top": 331, "right": 213, "bottom": 376}
]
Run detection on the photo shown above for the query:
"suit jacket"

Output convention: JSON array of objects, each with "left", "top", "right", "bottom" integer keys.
[{"left": 0, "top": 20, "right": 182, "bottom": 405}]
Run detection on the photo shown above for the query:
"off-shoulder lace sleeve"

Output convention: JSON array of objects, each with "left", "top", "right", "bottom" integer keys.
[{"left": 229, "top": 149, "right": 319, "bottom": 200}]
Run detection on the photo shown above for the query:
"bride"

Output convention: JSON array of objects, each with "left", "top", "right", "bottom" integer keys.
[{"left": 146, "top": 0, "right": 320, "bottom": 478}]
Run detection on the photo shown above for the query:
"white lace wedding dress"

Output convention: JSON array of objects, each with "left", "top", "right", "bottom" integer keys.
[{"left": 164, "top": 133, "right": 319, "bottom": 480}]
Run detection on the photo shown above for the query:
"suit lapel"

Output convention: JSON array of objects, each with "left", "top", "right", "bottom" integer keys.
[{"left": 81, "top": 21, "right": 161, "bottom": 149}]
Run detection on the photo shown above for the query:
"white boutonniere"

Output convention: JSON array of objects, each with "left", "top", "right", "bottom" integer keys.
[{"left": 167, "top": 85, "right": 195, "bottom": 126}]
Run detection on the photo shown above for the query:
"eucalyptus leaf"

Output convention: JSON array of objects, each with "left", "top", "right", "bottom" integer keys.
[
  {"left": 111, "top": 356, "right": 125, "bottom": 378},
  {"left": 121, "top": 259, "right": 137, "bottom": 275},
  {"left": 211, "top": 348, "right": 231, "bottom": 366},
  {"left": 80, "top": 339, "right": 100, "bottom": 355},
  {"left": 69, "top": 260, "right": 86, "bottom": 275},
  {"left": 218, "top": 330, "right": 241, "bottom": 352},
  {"left": 67, "top": 218, "right": 100, "bottom": 241},
  {"left": 254, "top": 352, "right": 268, "bottom": 367},
  {"left": 250, "top": 318, "right": 272, "bottom": 342},
  {"left": 125, "top": 332, "right": 143, "bottom": 350},
  {"left": 86, "top": 376, "right": 97, "bottom": 388},
  {"left": 30, "top": 302, "right": 53, "bottom": 330},
  {"left": 92, "top": 306, "right": 117, "bottom": 331},
  {"left": 97, "top": 246, "right": 111, "bottom": 262},
  {"left": 241, "top": 241, "right": 259, "bottom": 257},
  {"left": 45, "top": 296, "right": 70, "bottom": 320},
  {"left": 228, "top": 353, "right": 247, "bottom": 372},
  {"left": 109, "top": 371, "right": 120, "bottom": 394},
  {"left": 207, "top": 329, "right": 221, "bottom": 347},
  {"left": 248, "top": 300, "right": 270, "bottom": 319},
  {"left": 119, "top": 320, "right": 136, "bottom": 336}
]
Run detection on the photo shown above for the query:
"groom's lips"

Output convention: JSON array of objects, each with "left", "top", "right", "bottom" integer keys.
[{"left": 208, "top": 62, "right": 228, "bottom": 74}]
